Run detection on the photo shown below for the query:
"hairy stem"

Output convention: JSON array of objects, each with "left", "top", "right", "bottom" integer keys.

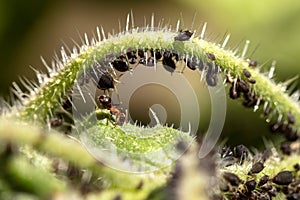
[{"left": 13, "top": 29, "right": 299, "bottom": 130}]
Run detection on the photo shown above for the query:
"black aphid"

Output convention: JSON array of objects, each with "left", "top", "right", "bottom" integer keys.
[
  {"left": 198, "top": 59, "right": 205, "bottom": 71},
  {"left": 174, "top": 30, "right": 193, "bottom": 41},
  {"left": 272, "top": 171, "right": 294, "bottom": 185},
  {"left": 185, "top": 57, "right": 197, "bottom": 70},
  {"left": 242, "top": 94, "right": 258, "bottom": 108},
  {"left": 243, "top": 69, "right": 251, "bottom": 78},
  {"left": 97, "top": 72, "right": 114, "bottom": 90},
  {"left": 287, "top": 112, "right": 295, "bottom": 124},
  {"left": 229, "top": 84, "right": 240, "bottom": 99},
  {"left": 126, "top": 48, "right": 137, "bottom": 60},
  {"left": 248, "top": 79, "right": 256, "bottom": 84},
  {"left": 162, "top": 51, "right": 177, "bottom": 72},
  {"left": 280, "top": 143, "right": 292, "bottom": 155},
  {"left": 223, "top": 172, "right": 242, "bottom": 186},
  {"left": 245, "top": 179, "right": 256, "bottom": 191},
  {"left": 270, "top": 123, "right": 282, "bottom": 133},
  {"left": 145, "top": 57, "right": 155, "bottom": 66},
  {"left": 206, "top": 71, "right": 218, "bottom": 86},
  {"left": 150, "top": 49, "right": 162, "bottom": 60},
  {"left": 233, "top": 144, "right": 249, "bottom": 160},
  {"left": 284, "top": 128, "right": 299, "bottom": 142},
  {"left": 111, "top": 55, "right": 129, "bottom": 72},
  {"left": 248, "top": 60, "right": 258, "bottom": 67},
  {"left": 293, "top": 163, "right": 300, "bottom": 172},
  {"left": 237, "top": 79, "right": 250, "bottom": 94},
  {"left": 248, "top": 161, "right": 264, "bottom": 175},
  {"left": 258, "top": 175, "right": 269, "bottom": 187},
  {"left": 206, "top": 53, "right": 216, "bottom": 61},
  {"left": 98, "top": 95, "right": 112, "bottom": 109},
  {"left": 137, "top": 49, "right": 145, "bottom": 58},
  {"left": 261, "top": 149, "right": 271, "bottom": 162},
  {"left": 136, "top": 180, "right": 144, "bottom": 190}
]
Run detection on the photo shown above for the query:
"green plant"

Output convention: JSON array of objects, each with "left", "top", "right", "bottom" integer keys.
[{"left": 0, "top": 14, "right": 299, "bottom": 199}]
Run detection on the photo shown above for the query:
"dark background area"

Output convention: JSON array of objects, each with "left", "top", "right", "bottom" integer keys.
[{"left": 0, "top": 0, "right": 299, "bottom": 148}]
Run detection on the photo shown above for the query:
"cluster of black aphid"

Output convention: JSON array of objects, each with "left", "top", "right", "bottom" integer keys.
[
  {"left": 77, "top": 44, "right": 222, "bottom": 97},
  {"left": 270, "top": 111, "right": 298, "bottom": 142},
  {"left": 218, "top": 144, "right": 300, "bottom": 200},
  {"left": 225, "top": 59, "right": 299, "bottom": 141},
  {"left": 219, "top": 144, "right": 250, "bottom": 167}
]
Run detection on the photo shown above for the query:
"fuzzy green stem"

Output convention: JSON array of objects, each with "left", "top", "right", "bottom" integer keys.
[{"left": 14, "top": 30, "right": 299, "bottom": 130}]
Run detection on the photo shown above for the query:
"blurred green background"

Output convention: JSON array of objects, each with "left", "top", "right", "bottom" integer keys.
[{"left": 0, "top": 0, "right": 299, "bottom": 148}]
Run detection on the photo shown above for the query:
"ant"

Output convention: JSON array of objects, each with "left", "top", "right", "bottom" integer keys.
[{"left": 96, "top": 95, "right": 121, "bottom": 124}]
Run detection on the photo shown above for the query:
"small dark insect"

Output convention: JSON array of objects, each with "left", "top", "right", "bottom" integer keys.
[
  {"left": 233, "top": 144, "right": 249, "bottom": 161},
  {"left": 293, "top": 163, "right": 300, "bottom": 172},
  {"left": 270, "top": 123, "right": 282, "bottom": 133},
  {"left": 284, "top": 129, "right": 299, "bottom": 142},
  {"left": 223, "top": 172, "right": 242, "bottom": 186},
  {"left": 287, "top": 112, "right": 295, "bottom": 124},
  {"left": 206, "top": 53, "right": 216, "bottom": 61},
  {"left": 198, "top": 59, "right": 205, "bottom": 71},
  {"left": 136, "top": 180, "right": 144, "bottom": 190},
  {"left": 97, "top": 95, "right": 121, "bottom": 120},
  {"left": 162, "top": 51, "right": 177, "bottom": 72},
  {"left": 50, "top": 118, "right": 63, "bottom": 128},
  {"left": 261, "top": 149, "right": 271, "bottom": 162},
  {"left": 97, "top": 72, "right": 115, "bottom": 90},
  {"left": 98, "top": 95, "right": 112, "bottom": 109},
  {"left": 248, "top": 161, "right": 264, "bottom": 175},
  {"left": 243, "top": 69, "right": 251, "bottom": 78},
  {"left": 185, "top": 57, "right": 197, "bottom": 70},
  {"left": 245, "top": 179, "right": 256, "bottom": 191},
  {"left": 206, "top": 71, "right": 218, "bottom": 86},
  {"left": 258, "top": 175, "right": 269, "bottom": 187},
  {"left": 272, "top": 171, "right": 294, "bottom": 185},
  {"left": 205, "top": 63, "right": 218, "bottom": 86},
  {"left": 145, "top": 57, "right": 155, "bottom": 66},
  {"left": 174, "top": 30, "right": 193, "bottom": 41},
  {"left": 137, "top": 49, "right": 145, "bottom": 58},
  {"left": 281, "top": 186, "right": 289, "bottom": 195},
  {"left": 126, "top": 48, "right": 137, "bottom": 60},
  {"left": 280, "top": 143, "right": 292, "bottom": 155},
  {"left": 237, "top": 79, "right": 250, "bottom": 94},
  {"left": 150, "top": 49, "right": 162, "bottom": 60},
  {"left": 248, "top": 79, "right": 256, "bottom": 84},
  {"left": 248, "top": 60, "right": 258, "bottom": 67},
  {"left": 111, "top": 56, "right": 129, "bottom": 72},
  {"left": 229, "top": 84, "right": 240, "bottom": 99},
  {"left": 242, "top": 94, "right": 258, "bottom": 108}
]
